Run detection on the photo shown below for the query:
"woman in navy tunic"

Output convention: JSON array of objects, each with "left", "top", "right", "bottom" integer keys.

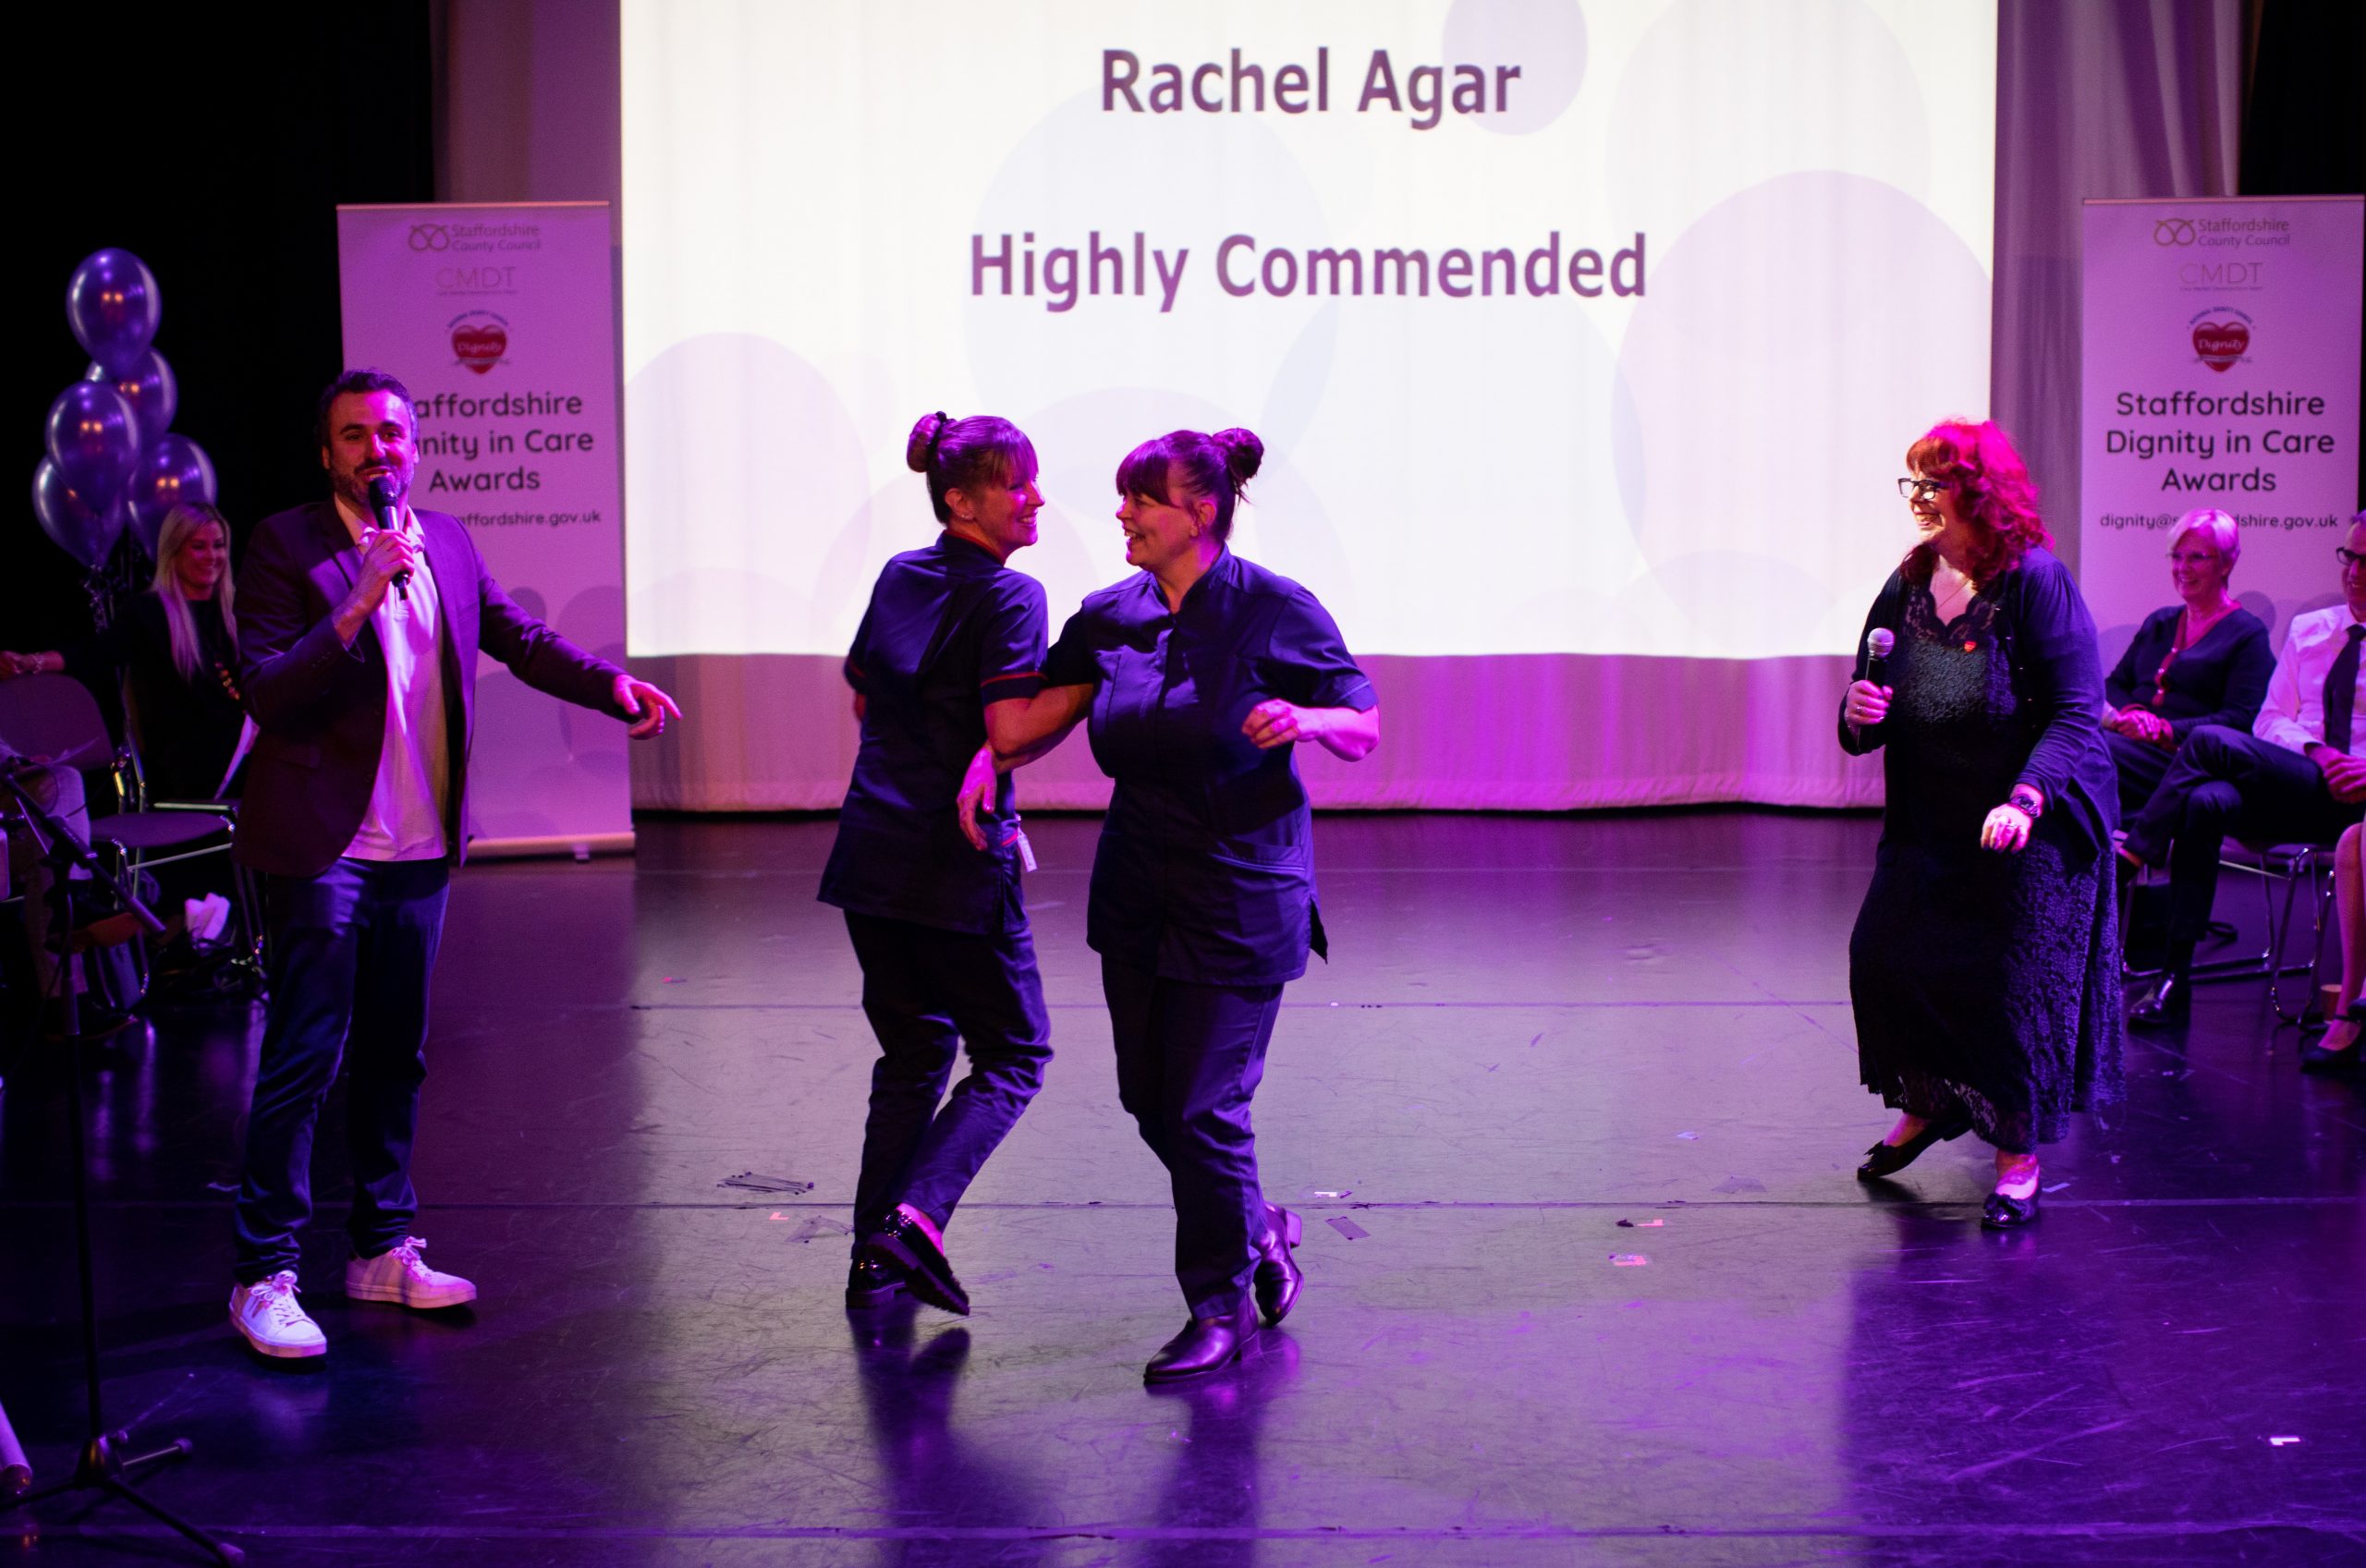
[
  {"left": 964, "top": 426, "right": 1379, "bottom": 1380},
  {"left": 820, "top": 412, "right": 1055, "bottom": 1317}
]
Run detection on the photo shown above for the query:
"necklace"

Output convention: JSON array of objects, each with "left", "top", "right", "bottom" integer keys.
[{"left": 1932, "top": 567, "right": 1976, "bottom": 619}]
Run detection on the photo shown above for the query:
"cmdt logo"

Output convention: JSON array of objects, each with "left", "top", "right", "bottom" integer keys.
[
  {"left": 409, "top": 225, "right": 452, "bottom": 251},
  {"left": 2153, "top": 219, "right": 2197, "bottom": 247}
]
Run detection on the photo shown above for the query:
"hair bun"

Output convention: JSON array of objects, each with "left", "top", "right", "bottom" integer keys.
[
  {"left": 1213, "top": 427, "right": 1263, "bottom": 486},
  {"left": 906, "top": 412, "right": 952, "bottom": 473}
]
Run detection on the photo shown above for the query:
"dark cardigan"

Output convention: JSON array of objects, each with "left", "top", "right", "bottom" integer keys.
[
  {"left": 1838, "top": 545, "right": 2120, "bottom": 863},
  {"left": 2101, "top": 602, "right": 2274, "bottom": 739}
]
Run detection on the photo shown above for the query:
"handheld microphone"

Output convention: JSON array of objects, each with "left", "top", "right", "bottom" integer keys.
[
  {"left": 366, "top": 476, "right": 410, "bottom": 602},
  {"left": 1864, "top": 626, "right": 1895, "bottom": 687}
]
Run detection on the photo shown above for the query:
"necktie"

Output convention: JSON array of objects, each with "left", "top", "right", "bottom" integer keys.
[{"left": 2324, "top": 624, "right": 2364, "bottom": 754}]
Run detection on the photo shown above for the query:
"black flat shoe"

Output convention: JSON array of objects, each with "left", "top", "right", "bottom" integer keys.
[
  {"left": 1856, "top": 1117, "right": 1972, "bottom": 1180},
  {"left": 1144, "top": 1302, "right": 1260, "bottom": 1384},
  {"left": 1253, "top": 1204, "right": 1305, "bottom": 1327},
  {"left": 1982, "top": 1187, "right": 2040, "bottom": 1229},
  {"left": 860, "top": 1212, "right": 969, "bottom": 1316},
  {"left": 845, "top": 1255, "right": 904, "bottom": 1309},
  {"left": 2128, "top": 972, "right": 2191, "bottom": 1028}
]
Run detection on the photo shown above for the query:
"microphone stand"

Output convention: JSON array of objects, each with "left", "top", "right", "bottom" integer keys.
[{"left": 0, "top": 759, "right": 244, "bottom": 1564}]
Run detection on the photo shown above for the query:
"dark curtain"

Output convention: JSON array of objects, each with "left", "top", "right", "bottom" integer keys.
[
  {"left": 6, "top": 9, "right": 434, "bottom": 661},
  {"left": 2244, "top": 0, "right": 2366, "bottom": 501}
]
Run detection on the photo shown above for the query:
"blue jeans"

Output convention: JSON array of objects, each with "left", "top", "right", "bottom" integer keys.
[
  {"left": 845, "top": 911, "right": 1053, "bottom": 1246},
  {"left": 233, "top": 857, "right": 450, "bottom": 1282},
  {"left": 1102, "top": 957, "right": 1283, "bottom": 1317}
]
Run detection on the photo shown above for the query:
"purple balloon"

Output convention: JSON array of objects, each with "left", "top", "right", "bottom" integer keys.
[
  {"left": 44, "top": 380, "right": 140, "bottom": 504},
  {"left": 32, "top": 457, "right": 128, "bottom": 569},
  {"left": 84, "top": 348, "right": 177, "bottom": 452},
  {"left": 125, "top": 433, "right": 220, "bottom": 552},
  {"left": 67, "top": 249, "right": 163, "bottom": 379}
]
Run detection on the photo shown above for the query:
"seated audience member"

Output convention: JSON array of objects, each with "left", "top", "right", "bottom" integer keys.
[
  {"left": 2100, "top": 508, "right": 2273, "bottom": 820},
  {"left": 3, "top": 504, "right": 247, "bottom": 947},
  {"left": 2311, "top": 820, "right": 2366, "bottom": 1075},
  {"left": 2121, "top": 511, "right": 2366, "bottom": 1027},
  {"left": 3, "top": 503, "right": 247, "bottom": 803}
]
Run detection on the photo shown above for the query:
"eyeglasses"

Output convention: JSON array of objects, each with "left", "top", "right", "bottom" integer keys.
[
  {"left": 2167, "top": 550, "right": 2221, "bottom": 565},
  {"left": 1896, "top": 478, "right": 1950, "bottom": 500},
  {"left": 2339, "top": 549, "right": 2366, "bottom": 568}
]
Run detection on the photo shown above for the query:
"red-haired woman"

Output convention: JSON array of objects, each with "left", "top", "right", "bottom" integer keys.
[{"left": 1839, "top": 419, "right": 2123, "bottom": 1228}]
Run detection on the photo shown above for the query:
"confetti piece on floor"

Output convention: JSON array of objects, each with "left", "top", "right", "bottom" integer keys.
[
  {"left": 1676, "top": 1131, "right": 1700, "bottom": 1140},
  {"left": 790, "top": 1216, "right": 853, "bottom": 1244},
  {"left": 1313, "top": 1188, "right": 1353, "bottom": 1198},
  {"left": 720, "top": 1172, "right": 816, "bottom": 1194},
  {"left": 2269, "top": 1435, "right": 2302, "bottom": 1446},
  {"left": 1610, "top": 1254, "right": 1650, "bottom": 1267},
  {"left": 2043, "top": 1182, "right": 2070, "bottom": 1193},
  {"left": 1616, "top": 1218, "right": 1665, "bottom": 1229},
  {"left": 1327, "top": 1217, "right": 1371, "bottom": 1241},
  {"left": 661, "top": 976, "right": 685, "bottom": 984}
]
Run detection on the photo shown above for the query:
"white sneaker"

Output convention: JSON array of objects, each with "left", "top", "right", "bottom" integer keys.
[
  {"left": 345, "top": 1236, "right": 477, "bottom": 1308},
  {"left": 229, "top": 1271, "right": 327, "bottom": 1358},
  {"left": 191, "top": 893, "right": 232, "bottom": 947}
]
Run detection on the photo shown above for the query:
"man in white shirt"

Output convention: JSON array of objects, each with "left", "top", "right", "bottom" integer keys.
[
  {"left": 225, "top": 370, "right": 681, "bottom": 1358},
  {"left": 2121, "top": 513, "right": 2366, "bottom": 1027}
]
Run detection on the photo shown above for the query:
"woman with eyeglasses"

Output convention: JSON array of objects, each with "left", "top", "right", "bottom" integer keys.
[
  {"left": 2098, "top": 509, "right": 2273, "bottom": 820},
  {"left": 1838, "top": 419, "right": 2123, "bottom": 1229}
]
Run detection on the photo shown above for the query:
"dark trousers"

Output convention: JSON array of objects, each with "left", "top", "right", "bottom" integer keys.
[
  {"left": 234, "top": 857, "right": 449, "bottom": 1282},
  {"left": 2104, "top": 728, "right": 2177, "bottom": 822},
  {"left": 1102, "top": 956, "right": 1283, "bottom": 1318},
  {"left": 2124, "top": 723, "right": 2360, "bottom": 953},
  {"left": 846, "top": 911, "right": 1052, "bottom": 1246}
]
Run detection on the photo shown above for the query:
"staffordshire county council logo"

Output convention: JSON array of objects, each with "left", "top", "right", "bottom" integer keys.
[
  {"left": 2153, "top": 219, "right": 2197, "bottom": 246},
  {"left": 449, "top": 310, "right": 509, "bottom": 375},
  {"left": 2189, "top": 307, "right": 2251, "bottom": 372},
  {"left": 410, "top": 225, "right": 452, "bottom": 251}
]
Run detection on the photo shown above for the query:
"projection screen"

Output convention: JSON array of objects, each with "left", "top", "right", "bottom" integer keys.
[{"left": 620, "top": 0, "right": 1995, "bottom": 808}]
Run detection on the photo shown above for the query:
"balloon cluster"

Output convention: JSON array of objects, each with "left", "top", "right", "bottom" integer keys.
[{"left": 32, "top": 249, "right": 218, "bottom": 569}]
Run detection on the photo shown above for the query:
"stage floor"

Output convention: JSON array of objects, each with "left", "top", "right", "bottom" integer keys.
[{"left": 5, "top": 811, "right": 2363, "bottom": 1565}]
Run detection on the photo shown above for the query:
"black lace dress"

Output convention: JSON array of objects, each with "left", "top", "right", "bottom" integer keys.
[{"left": 1839, "top": 547, "right": 2125, "bottom": 1152}]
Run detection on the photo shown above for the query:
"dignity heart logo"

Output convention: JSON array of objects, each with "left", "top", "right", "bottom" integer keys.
[
  {"left": 449, "top": 311, "right": 509, "bottom": 376},
  {"left": 2190, "top": 316, "right": 2250, "bottom": 373}
]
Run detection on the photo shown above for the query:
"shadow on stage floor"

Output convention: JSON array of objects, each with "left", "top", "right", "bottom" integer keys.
[{"left": 4, "top": 811, "right": 2362, "bottom": 1565}]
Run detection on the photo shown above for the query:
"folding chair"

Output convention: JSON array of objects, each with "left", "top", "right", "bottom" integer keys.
[{"left": 0, "top": 675, "right": 242, "bottom": 1010}]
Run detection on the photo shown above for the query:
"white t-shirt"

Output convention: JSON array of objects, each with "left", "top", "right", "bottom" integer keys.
[{"left": 334, "top": 493, "right": 451, "bottom": 861}]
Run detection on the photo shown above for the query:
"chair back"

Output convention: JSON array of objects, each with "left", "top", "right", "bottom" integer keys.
[{"left": 0, "top": 674, "right": 116, "bottom": 772}]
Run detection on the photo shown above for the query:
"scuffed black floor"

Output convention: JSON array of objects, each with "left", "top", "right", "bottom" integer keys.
[{"left": 4, "top": 812, "right": 2362, "bottom": 1565}]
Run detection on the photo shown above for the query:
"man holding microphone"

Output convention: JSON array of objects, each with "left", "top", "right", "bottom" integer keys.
[{"left": 226, "top": 369, "right": 678, "bottom": 1357}]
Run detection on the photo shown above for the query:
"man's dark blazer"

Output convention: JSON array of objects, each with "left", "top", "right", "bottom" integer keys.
[{"left": 235, "top": 499, "right": 628, "bottom": 879}]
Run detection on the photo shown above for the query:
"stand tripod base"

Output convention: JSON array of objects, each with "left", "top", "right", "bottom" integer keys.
[{"left": 4, "top": 1429, "right": 242, "bottom": 1565}]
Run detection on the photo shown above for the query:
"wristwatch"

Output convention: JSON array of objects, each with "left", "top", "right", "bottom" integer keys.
[{"left": 2007, "top": 784, "right": 2044, "bottom": 819}]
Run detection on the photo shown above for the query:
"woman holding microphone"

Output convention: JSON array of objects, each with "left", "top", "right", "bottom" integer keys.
[
  {"left": 1840, "top": 419, "right": 2122, "bottom": 1229},
  {"left": 962, "top": 426, "right": 1378, "bottom": 1380},
  {"left": 821, "top": 411, "right": 1056, "bottom": 1316}
]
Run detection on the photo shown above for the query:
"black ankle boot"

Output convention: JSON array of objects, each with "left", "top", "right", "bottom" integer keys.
[
  {"left": 1252, "top": 1204, "right": 1304, "bottom": 1326},
  {"left": 1144, "top": 1301, "right": 1260, "bottom": 1383}
]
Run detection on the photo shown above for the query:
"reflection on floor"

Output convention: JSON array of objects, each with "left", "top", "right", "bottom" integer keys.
[{"left": 4, "top": 811, "right": 2362, "bottom": 1565}]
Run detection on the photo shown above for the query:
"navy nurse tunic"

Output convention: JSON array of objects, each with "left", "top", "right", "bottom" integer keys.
[
  {"left": 1043, "top": 551, "right": 1374, "bottom": 987},
  {"left": 819, "top": 534, "right": 1047, "bottom": 933}
]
